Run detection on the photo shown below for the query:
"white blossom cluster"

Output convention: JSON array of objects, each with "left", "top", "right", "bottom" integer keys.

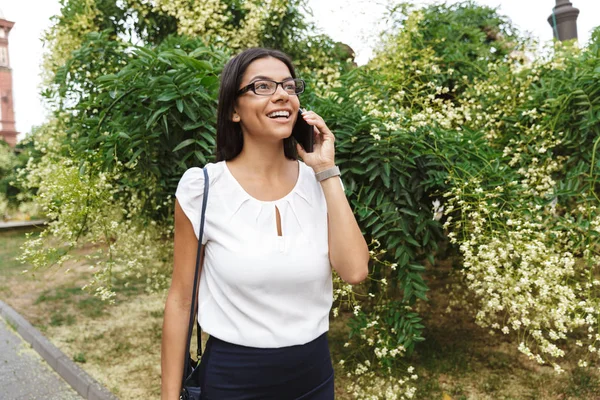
[
  {"left": 444, "top": 178, "right": 600, "bottom": 369},
  {"left": 41, "top": 0, "right": 101, "bottom": 87},
  {"left": 345, "top": 372, "right": 417, "bottom": 400},
  {"left": 18, "top": 119, "right": 172, "bottom": 301},
  {"left": 151, "top": 0, "right": 290, "bottom": 50}
]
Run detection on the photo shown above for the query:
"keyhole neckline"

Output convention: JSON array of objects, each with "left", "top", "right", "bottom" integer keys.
[{"left": 223, "top": 160, "right": 302, "bottom": 205}]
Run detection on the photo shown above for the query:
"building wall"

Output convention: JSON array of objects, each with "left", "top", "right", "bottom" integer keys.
[{"left": 0, "top": 18, "right": 17, "bottom": 148}]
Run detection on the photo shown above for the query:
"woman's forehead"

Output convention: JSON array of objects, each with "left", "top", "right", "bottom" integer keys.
[{"left": 243, "top": 57, "right": 292, "bottom": 82}]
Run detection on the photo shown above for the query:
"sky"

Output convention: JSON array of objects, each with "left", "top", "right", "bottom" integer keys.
[{"left": 0, "top": 0, "right": 598, "bottom": 140}]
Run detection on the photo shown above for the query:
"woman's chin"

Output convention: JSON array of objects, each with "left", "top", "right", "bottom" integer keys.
[{"left": 268, "top": 127, "right": 294, "bottom": 141}]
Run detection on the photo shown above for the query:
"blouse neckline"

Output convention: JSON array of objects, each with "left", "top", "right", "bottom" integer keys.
[{"left": 222, "top": 160, "right": 303, "bottom": 205}]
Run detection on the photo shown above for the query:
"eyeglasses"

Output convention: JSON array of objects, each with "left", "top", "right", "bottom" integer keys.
[{"left": 237, "top": 78, "right": 305, "bottom": 96}]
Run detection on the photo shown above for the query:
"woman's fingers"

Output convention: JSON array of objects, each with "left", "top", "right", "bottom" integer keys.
[
  {"left": 313, "top": 125, "right": 322, "bottom": 144},
  {"left": 302, "top": 111, "right": 334, "bottom": 141}
]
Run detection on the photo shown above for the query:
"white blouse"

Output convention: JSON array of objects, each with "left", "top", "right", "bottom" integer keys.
[{"left": 175, "top": 160, "right": 333, "bottom": 348}]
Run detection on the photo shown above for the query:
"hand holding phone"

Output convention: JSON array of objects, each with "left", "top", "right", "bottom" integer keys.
[{"left": 291, "top": 109, "right": 314, "bottom": 153}]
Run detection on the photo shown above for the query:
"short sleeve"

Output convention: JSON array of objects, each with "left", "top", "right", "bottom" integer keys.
[{"left": 175, "top": 167, "right": 208, "bottom": 244}]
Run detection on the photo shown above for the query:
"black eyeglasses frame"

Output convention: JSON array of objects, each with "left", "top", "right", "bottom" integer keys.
[{"left": 237, "top": 78, "right": 305, "bottom": 96}]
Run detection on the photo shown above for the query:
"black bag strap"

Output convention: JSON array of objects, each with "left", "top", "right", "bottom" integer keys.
[{"left": 182, "top": 167, "right": 209, "bottom": 387}]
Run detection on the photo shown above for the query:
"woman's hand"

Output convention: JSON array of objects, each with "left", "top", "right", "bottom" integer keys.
[{"left": 296, "top": 110, "right": 336, "bottom": 173}]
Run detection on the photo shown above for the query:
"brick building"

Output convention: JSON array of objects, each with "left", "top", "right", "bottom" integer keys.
[{"left": 0, "top": 10, "right": 18, "bottom": 148}]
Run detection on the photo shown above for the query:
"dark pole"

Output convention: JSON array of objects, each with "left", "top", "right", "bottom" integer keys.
[{"left": 548, "top": 0, "right": 579, "bottom": 41}]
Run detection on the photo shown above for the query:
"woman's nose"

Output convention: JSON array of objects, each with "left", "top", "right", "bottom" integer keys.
[{"left": 271, "top": 83, "right": 290, "bottom": 100}]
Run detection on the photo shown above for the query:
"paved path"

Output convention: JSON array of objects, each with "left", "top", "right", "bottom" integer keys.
[
  {"left": 0, "top": 219, "right": 47, "bottom": 230},
  {"left": 0, "top": 301, "right": 118, "bottom": 400},
  {"left": 0, "top": 315, "right": 82, "bottom": 400}
]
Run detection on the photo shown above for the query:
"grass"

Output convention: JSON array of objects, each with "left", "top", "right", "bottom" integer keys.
[
  {"left": 4, "top": 316, "right": 18, "bottom": 332},
  {"left": 73, "top": 352, "right": 87, "bottom": 363},
  {"left": 2, "top": 229, "right": 600, "bottom": 399},
  {"left": 0, "top": 230, "right": 39, "bottom": 272},
  {"left": 0, "top": 230, "right": 36, "bottom": 297},
  {"left": 565, "top": 367, "right": 600, "bottom": 398}
]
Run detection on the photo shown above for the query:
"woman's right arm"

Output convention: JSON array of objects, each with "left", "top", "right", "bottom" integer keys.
[{"left": 161, "top": 199, "right": 204, "bottom": 400}]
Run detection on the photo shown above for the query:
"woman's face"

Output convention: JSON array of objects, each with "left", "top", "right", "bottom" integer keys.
[{"left": 234, "top": 57, "right": 300, "bottom": 142}]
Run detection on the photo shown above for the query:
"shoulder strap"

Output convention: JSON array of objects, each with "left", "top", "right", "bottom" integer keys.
[{"left": 182, "top": 167, "right": 209, "bottom": 384}]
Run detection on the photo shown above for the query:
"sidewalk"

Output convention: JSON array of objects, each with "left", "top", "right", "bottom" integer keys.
[
  {"left": 0, "top": 314, "right": 82, "bottom": 400},
  {"left": 0, "top": 219, "right": 47, "bottom": 230},
  {"left": 0, "top": 301, "right": 118, "bottom": 400}
]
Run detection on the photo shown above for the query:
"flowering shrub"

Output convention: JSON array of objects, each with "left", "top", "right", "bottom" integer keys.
[
  {"left": 58, "top": 33, "right": 226, "bottom": 220},
  {"left": 305, "top": 3, "right": 527, "bottom": 396},
  {"left": 18, "top": 118, "right": 171, "bottom": 301},
  {"left": 315, "top": 3, "right": 600, "bottom": 396},
  {"left": 439, "top": 34, "right": 600, "bottom": 371},
  {"left": 19, "top": 34, "right": 227, "bottom": 300}
]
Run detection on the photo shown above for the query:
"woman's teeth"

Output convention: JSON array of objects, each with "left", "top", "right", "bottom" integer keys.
[{"left": 267, "top": 111, "right": 290, "bottom": 118}]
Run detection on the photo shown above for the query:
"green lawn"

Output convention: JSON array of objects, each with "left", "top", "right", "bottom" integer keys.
[
  {"left": 0, "top": 230, "right": 37, "bottom": 272},
  {"left": 0, "top": 230, "right": 40, "bottom": 296}
]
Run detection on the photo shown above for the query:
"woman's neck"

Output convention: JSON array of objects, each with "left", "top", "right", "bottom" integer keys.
[{"left": 229, "top": 137, "right": 293, "bottom": 180}]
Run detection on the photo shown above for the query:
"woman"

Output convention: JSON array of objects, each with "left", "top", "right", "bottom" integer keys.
[{"left": 161, "top": 47, "right": 369, "bottom": 400}]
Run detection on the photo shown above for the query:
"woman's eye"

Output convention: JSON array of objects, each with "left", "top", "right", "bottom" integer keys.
[
  {"left": 284, "top": 83, "right": 296, "bottom": 90},
  {"left": 255, "top": 82, "right": 270, "bottom": 90}
]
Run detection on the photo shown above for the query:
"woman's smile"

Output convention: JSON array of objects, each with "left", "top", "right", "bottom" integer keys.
[{"left": 266, "top": 109, "right": 293, "bottom": 124}]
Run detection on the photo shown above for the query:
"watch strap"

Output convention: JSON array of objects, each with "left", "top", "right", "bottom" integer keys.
[{"left": 315, "top": 166, "right": 341, "bottom": 182}]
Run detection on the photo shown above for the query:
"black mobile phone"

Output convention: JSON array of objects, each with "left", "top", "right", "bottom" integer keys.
[{"left": 291, "top": 109, "right": 314, "bottom": 153}]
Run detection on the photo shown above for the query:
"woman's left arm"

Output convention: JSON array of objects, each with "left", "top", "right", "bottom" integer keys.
[
  {"left": 297, "top": 111, "right": 369, "bottom": 285},
  {"left": 320, "top": 175, "right": 370, "bottom": 284}
]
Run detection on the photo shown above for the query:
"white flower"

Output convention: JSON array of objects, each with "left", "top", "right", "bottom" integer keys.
[{"left": 432, "top": 199, "right": 444, "bottom": 221}]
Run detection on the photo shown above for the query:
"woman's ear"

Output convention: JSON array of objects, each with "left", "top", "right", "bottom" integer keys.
[{"left": 232, "top": 111, "right": 240, "bottom": 122}]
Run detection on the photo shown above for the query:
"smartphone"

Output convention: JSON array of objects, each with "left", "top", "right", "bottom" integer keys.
[{"left": 291, "top": 109, "right": 314, "bottom": 153}]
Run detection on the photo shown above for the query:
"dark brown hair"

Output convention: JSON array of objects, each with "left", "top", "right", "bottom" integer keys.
[{"left": 216, "top": 48, "right": 299, "bottom": 161}]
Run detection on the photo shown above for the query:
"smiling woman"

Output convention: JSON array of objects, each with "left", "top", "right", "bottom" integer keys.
[
  {"left": 160, "top": 48, "right": 369, "bottom": 400},
  {"left": 215, "top": 50, "right": 302, "bottom": 161},
  {"left": 230, "top": 57, "right": 303, "bottom": 151}
]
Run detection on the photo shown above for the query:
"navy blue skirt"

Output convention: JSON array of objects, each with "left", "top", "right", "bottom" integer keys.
[{"left": 198, "top": 332, "right": 334, "bottom": 400}]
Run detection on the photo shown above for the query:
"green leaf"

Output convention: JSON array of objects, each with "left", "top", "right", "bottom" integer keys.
[
  {"left": 146, "top": 106, "right": 170, "bottom": 129},
  {"left": 173, "top": 138, "right": 196, "bottom": 152},
  {"left": 404, "top": 235, "right": 420, "bottom": 247},
  {"left": 183, "top": 121, "right": 205, "bottom": 131},
  {"left": 408, "top": 264, "right": 426, "bottom": 272},
  {"left": 128, "top": 148, "right": 143, "bottom": 165},
  {"left": 158, "top": 91, "right": 180, "bottom": 102}
]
